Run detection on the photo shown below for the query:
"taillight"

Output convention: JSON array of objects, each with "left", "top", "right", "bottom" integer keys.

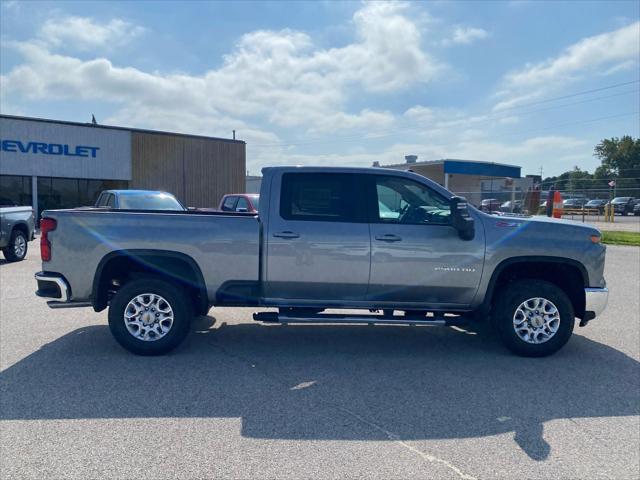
[{"left": 40, "top": 218, "right": 57, "bottom": 261}]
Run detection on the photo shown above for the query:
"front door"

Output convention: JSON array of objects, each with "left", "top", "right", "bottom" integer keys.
[
  {"left": 265, "top": 172, "right": 370, "bottom": 304},
  {"left": 367, "top": 174, "right": 485, "bottom": 307}
]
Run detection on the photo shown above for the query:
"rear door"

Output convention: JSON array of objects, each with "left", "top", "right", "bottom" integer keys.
[
  {"left": 366, "top": 174, "right": 484, "bottom": 307},
  {"left": 265, "top": 172, "right": 370, "bottom": 303}
]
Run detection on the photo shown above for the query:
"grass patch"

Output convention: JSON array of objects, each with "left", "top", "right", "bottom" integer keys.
[{"left": 601, "top": 231, "right": 640, "bottom": 246}]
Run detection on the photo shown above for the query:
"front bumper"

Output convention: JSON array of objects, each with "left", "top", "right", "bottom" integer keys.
[{"left": 583, "top": 287, "right": 609, "bottom": 322}]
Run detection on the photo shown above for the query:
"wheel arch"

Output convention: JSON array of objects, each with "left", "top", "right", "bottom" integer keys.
[
  {"left": 11, "top": 221, "right": 29, "bottom": 238},
  {"left": 92, "top": 249, "right": 208, "bottom": 315},
  {"left": 482, "top": 256, "right": 588, "bottom": 319}
]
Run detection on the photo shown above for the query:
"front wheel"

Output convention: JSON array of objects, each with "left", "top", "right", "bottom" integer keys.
[
  {"left": 108, "top": 278, "right": 193, "bottom": 355},
  {"left": 492, "top": 280, "right": 574, "bottom": 357}
]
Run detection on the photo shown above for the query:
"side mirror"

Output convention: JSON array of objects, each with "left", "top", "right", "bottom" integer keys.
[{"left": 451, "top": 196, "right": 475, "bottom": 241}]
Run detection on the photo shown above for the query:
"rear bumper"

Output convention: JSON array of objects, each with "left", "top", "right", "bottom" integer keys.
[
  {"left": 35, "top": 272, "right": 69, "bottom": 300},
  {"left": 583, "top": 287, "right": 609, "bottom": 321},
  {"left": 35, "top": 272, "right": 91, "bottom": 309}
]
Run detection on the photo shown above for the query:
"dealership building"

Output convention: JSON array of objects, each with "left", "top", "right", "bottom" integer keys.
[
  {"left": 0, "top": 114, "right": 246, "bottom": 218},
  {"left": 379, "top": 156, "right": 533, "bottom": 206}
]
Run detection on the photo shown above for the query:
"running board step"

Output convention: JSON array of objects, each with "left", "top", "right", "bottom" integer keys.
[
  {"left": 252, "top": 312, "right": 464, "bottom": 326},
  {"left": 46, "top": 301, "right": 93, "bottom": 309}
]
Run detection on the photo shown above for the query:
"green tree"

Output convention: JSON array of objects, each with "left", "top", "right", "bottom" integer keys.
[
  {"left": 594, "top": 136, "right": 640, "bottom": 197},
  {"left": 542, "top": 167, "right": 594, "bottom": 194}
]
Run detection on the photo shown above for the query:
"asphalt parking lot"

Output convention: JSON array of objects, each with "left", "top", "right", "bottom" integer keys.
[{"left": 1, "top": 245, "right": 638, "bottom": 479}]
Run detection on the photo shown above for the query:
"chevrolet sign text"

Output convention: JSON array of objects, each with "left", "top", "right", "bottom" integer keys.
[{"left": 1, "top": 139, "right": 100, "bottom": 158}]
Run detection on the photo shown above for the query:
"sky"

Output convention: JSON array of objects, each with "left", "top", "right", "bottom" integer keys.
[{"left": 1, "top": 0, "right": 639, "bottom": 177}]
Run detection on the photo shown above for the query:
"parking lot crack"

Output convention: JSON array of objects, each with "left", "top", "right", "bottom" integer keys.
[{"left": 332, "top": 404, "right": 478, "bottom": 480}]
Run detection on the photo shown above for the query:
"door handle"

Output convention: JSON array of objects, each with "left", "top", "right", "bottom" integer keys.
[
  {"left": 273, "top": 231, "right": 300, "bottom": 239},
  {"left": 375, "top": 234, "right": 402, "bottom": 242}
]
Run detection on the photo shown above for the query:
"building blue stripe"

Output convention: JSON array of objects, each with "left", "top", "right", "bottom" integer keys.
[{"left": 443, "top": 160, "right": 521, "bottom": 178}]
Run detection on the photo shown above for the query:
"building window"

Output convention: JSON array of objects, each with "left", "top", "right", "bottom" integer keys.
[
  {"left": 0, "top": 175, "right": 32, "bottom": 206},
  {"left": 36, "top": 177, "right": 128, "bottom": 218}
]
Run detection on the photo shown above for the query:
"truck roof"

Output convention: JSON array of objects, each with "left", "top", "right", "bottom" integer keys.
[
  {"left": 262, "top": 165, "right": 397, "bottom": 175},
  {"left": 102, "top": 190, "right": 173, "bottom": 196},
  {"left": 260, "top": 165, "right": 454, "bottom": 198}
]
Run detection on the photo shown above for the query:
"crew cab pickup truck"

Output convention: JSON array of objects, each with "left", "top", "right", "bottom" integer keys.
[
  {"left": 1, "top": 204, "right": 35, "bottom": 262},
  {"left": 35, "top": 167, "right": 608, "bottom": 357}
]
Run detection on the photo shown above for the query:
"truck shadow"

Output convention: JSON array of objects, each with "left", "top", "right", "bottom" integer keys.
[{"left": 1, "top": 316, "right": 638, "bottom": 462}]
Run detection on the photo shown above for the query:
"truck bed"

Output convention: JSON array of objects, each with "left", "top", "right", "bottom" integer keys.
[{"left": 42, "top": 208, "right": 261, "bottom": 303}]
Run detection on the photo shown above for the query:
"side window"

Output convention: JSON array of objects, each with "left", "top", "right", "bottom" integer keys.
[
  {"left": 221, "top": 196, "right": 237, "bottom": 211},
  {"left": 374, "top": 176, "right": 451, "bottom": 225},
  {"left": 106, "top": 194, "right": 116, "bottom": 208},
  {"left": 236, "top": 197, "right": 249, "bottom": 212},
  {"left": 280, "top": 173, "right": 358, "bottom": 222}
]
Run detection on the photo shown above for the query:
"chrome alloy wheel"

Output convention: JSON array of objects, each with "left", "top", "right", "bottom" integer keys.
[
  {"left": 513, "top": 297, "right": 561, "bottom": 344},
  {"left": 124, "top": 293, "right": 174, "bottom": 341},
  {"left": 13, "top": 234, "right": 26, "bottom": 258}
]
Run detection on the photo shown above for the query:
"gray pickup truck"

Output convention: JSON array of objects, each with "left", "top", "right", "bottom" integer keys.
[
  {"left": 35, "top": 166, "right": 608, "bottom": 357},
  {"left": 1, "top": 205, "right": 35, "bottom": 262}
]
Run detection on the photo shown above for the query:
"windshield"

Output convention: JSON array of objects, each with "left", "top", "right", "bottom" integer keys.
[
  {"left": 118, "top": 193, "right": 185, "bottom": 210},
  {"left": 612, "top": 197, "right": 631, "bottom": 203},
  {"left": 249, "top": 195, "right": 259, "bottom": 211}
]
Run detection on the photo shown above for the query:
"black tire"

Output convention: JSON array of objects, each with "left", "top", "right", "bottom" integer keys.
[
  {"left": 108, "top": 278, "right": 193, "bottom": 355},
  {"left": 3, "top": 229, "right": 28, "bottom": 262},
  {"left": 491, "top": 280, "right": 574, "bottom": 357}
]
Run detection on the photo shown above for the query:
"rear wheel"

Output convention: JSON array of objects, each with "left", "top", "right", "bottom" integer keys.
[
  {"left": 2, "top": 229, "right": 28, "bottom": 262},
  {"left": 492, "top": 280, "right": 574, "bottom": 357},
  {"left": 108, "top": 278, "right": 193, "bottom": 355}
]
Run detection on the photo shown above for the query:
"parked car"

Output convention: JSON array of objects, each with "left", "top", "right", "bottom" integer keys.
[
  {"left": 633, "top": 200, "right": 640, "bottom": 216},
  {"left": 609, "top": 197, "right": 635, "bottom": 216},
  {"left": 218, "top": 194, "right": 260, "bottom": 213},
  {"left": 0, "top": 204, "right": 35, "bottom": 262},
  {"left": 500, "top": 200, "right": 523, "bottom": 213},
  {"left": 95, "top": 190, "right": 186, "bottom": 211},
  {"left": 563, "top": 198, "right": 590, "bottom": 209},
  {"left": 35, "top": 166, "right": 608, "bottom": 358},
  {"left": 584, "top": 199, "right": 607, "bottom": 214},
  {"left": 480, "top": 198, "right": 501, "bottom": 212}
]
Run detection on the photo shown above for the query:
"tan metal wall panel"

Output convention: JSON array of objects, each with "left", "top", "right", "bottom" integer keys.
[{"left": 131, "top": 132, "right": 245, "bottom": 208}]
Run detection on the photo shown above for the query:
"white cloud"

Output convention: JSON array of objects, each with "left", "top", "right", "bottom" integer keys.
[
  {"left": 1, "top": 2, "right": 438, "bottom": 144},
  {"left": 39, "top": 16, "right": 145, "bottom": 50},
  {"left": 495, "top": 21, "right": 640, "bottom": 110},
  {"left": 249, "top": 135, "right": 591, "bottom": 174},
  {"left": 442, "top": 26, "right": 489, "bottom": 46}
]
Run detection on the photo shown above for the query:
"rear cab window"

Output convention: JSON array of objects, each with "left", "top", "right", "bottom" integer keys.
[
  {"left": 279, "top": 172, "right": 364, "bottom": 222},
  {"left": 221, "top": 196, "right": 238, "bottom": 211}
]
